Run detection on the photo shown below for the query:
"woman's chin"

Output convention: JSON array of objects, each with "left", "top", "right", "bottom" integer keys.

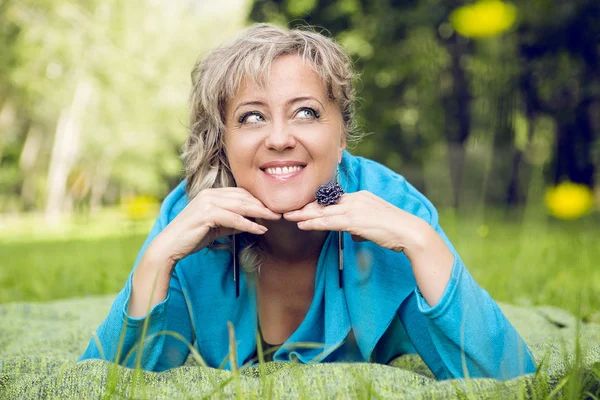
[{"left": 263, "top": 196, "right": 311, "bottom": 214}]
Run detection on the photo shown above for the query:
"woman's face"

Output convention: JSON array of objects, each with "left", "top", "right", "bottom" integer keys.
[{"left": 224, "top": 54, "right": 346, "bottom": 214}]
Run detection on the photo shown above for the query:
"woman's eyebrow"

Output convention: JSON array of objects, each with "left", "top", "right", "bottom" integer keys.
[
  {"left": 287, "top": 96, "right": 324, "bottom": 109},
  {"left": 232, "top": 96, "right": 325, "bottom": 116},
  {"left": 233, "top": 101, "right": 266, "bottom": 115}
]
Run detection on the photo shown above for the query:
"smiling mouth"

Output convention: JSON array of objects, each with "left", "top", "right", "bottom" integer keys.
[{"left": 262, "top": 165, "right": 305, "bottom": 176}]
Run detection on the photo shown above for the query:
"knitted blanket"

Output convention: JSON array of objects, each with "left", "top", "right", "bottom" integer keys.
[{"left": 0, "top": 296, "right": 598, "bottom": 399}]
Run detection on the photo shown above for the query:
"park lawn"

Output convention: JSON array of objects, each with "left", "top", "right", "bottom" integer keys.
[
  {"left": 0, "top": 210, "right": 598, "bottom": 322},
  {"left": 0, "top": 234, "right": 146, "bottom": 304}
]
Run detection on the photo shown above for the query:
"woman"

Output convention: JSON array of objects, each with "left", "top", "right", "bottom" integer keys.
[{"left": 80, "top": 23, "right": 536, "bottom": 380}]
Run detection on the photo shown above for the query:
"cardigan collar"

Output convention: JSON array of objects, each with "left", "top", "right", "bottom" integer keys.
[{"left": 180, "top": 151, "right": 417, "bottom": 368}]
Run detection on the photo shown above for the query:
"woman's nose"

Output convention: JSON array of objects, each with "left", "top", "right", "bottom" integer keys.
[{"left": 264, "top": 122, "right": 296, "bottom": 151}]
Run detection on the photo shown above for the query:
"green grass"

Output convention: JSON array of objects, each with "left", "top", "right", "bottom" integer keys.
[
  {"left": 0, "top": 234, "right": 146, "bottom": 304},
  {"left": 0, "top": 208, "right": 151, "bottom": 304},
  {"left": 0, "top": 209, "right": 598, "bottom": 398},
  {"left": 441, "top": 209, "right": 600, "bottom": 323},
  {"left": 0, "top": 209, "right": 597, "bottom": 324}
]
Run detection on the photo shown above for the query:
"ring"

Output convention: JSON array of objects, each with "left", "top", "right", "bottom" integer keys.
[{"left": 315, "top": 182, "right": 345, "bottom": 206}]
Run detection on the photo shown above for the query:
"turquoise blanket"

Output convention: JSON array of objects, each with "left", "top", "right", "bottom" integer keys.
[{"left": 1, "top": 296, "right": 598, "bottom": 399}]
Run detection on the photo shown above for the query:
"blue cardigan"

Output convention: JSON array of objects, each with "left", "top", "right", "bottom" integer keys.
[{"left": 80, "top": 151, "right": 536, "bottom": 380}]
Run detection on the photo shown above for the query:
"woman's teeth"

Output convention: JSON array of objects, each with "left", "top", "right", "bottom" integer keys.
[{"left": 264, "top": 165, "right": 304, "bottom": 175}]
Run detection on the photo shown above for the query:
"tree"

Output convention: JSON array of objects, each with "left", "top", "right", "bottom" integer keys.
[
  {"left": 248, "top": 0, "right": 599, "bottom": 208},
  {"left": 0, "top": 0, "right": 248, "bottom": 215},
  {"left": 516, "top": 0, "right": 599, "bottom": 188}
]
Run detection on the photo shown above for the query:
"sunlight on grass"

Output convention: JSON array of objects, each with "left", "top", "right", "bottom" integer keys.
[
  {"left": 0, "top": 207, "right": 155, "bottom": 243},
  {"left": 1, "top": 208, "right": 598, "bottom": 323},
  {"left": 1, "top": 208, "right": 598, "bottom": 398}
]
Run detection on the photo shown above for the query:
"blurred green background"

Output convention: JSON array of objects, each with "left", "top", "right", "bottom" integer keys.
[{"left": 0, "top": 0, "right": 598, "bottom": 322}]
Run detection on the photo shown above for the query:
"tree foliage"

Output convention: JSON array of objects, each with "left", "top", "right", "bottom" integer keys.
[
  {"left": 0, "top": 0, "right": 597, "bottom": 214},
  {"left": 248, "top": 0, "right": 599, "bottom": 207},
  {"left": 0, "top": 0, "right": 247, "bottom": 214}
]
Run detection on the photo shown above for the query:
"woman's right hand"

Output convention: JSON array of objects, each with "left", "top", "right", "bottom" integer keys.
[
  {"left": 129, "top": 187, "right": 279, "bottom": 318},
  {"left": 148, "top": 187, "right": 281, "bottom": 268}
]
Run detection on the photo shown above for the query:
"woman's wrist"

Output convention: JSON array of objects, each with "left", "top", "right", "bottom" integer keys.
[
  {"left": 128, "top": 243, "right": 174, "bottom": 318},
  {"left": 392, "top": 216, "right": 432, "bottom": 258},
  {"left": 401, "top": 220, "right": 454, "bottom": 307},
  {"left": 144, "top": 238, "right": 178, "bottom": 275},
  {"left": 401, "top": 219, "right": 452, "bottom": 265},
  {"left": 408, "top": 224, "right": 432, "bottom": 258}
]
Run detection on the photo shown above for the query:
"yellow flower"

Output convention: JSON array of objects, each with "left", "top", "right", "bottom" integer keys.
[
  {"left": 122, "top": 195, "right": 159, "bottom": 221},
  {"left": 477, "top": 224, "right": 489, "bottom": 238},
  {"left": 545, "top": 182, "right": 595, "bottom": 220},
  {"left": 450, "top": 0, "right": 517, "bottom": 38}
]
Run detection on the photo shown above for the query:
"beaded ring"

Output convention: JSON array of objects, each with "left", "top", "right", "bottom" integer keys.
[{"left": 315, "top": 181, "right": 345, "bottom": 206}]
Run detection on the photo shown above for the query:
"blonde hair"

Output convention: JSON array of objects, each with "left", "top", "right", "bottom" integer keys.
[{"left": 182, "top": 23, "right": 360, "bottom": 272}]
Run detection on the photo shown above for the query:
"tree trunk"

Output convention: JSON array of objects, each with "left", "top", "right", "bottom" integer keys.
[
  {"left": 0, "top": 101, "right": 17, "bottom": 164},
  {"left": 508, "top": 67, "right": 539, "bottom": 206},
  {"left": 44, "top": 79, "right": 93, "bottom": 224},
  {"left": 506, "top": 111, "right": 535, "bottom": 206},
  {"left": 442, "top": 34, "right": 471, "bottom": 209},
  {"left": 90, "top": 161, "right": 112, "bottom": 213},
  {"left": 553, "top": 99, "right": 595, "bottom": 186},
  {"left": 19, "top": 125, "right": 43, "bottom": 210}
]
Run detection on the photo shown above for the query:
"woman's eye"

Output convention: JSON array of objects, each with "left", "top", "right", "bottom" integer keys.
[
  {"left": 296, "top": 107, "right": 319, "bottom": 120},
  {"left": 239, "top": 112, "right": 264, "bottom": 124}
]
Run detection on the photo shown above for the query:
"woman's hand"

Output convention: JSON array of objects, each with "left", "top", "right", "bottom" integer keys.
[
  {"left": 283, "top": 190, "right": 454, "bottom": 306},
  {"left": 130, "top": 187, "right": 280, "bottom": 318},
  {"left": 283, "top": 190, "right": 430, "bottom": 255},
  {"left": 151, "top": 187, "right": 281, "bottom": 267}
]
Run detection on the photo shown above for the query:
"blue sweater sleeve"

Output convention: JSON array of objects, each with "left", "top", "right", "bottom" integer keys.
[
  {"left": 79, "top": 215, "right": 194, "bottom": 371},
  {"left": 397, "top": 221, "right": 536, "bottom": 380}
]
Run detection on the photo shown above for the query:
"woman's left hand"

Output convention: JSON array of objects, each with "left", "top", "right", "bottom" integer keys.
[
  {"left": 285, "top": 190, "right": 456, "bottom": 307},
  {"left": 283, "top": 190, "right": 432, "bottom": 257}
]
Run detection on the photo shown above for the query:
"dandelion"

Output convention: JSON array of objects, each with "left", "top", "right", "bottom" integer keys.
[
  {"left": 477, "top": 224, "right": 489, "bottom": 238},
  {"left": 122, "top": 195, "right": 159, "bottom": 221},
  {"left": 544, "top": 182, "right": 595, "bottom": 220},
  {"left": 450, "top": 0, "right": 517, "bottom": 39}
]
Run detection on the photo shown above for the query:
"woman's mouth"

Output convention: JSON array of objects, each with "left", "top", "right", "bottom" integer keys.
[
  {"left": 263, "top": 165, "right": 304, "bottom": 175},
  {"left": 261, "top": 165, "right": 306, "bottom": 181}
]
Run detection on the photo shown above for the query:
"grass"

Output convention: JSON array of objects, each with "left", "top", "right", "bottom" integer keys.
[
  {"left": 441, "top": 209, "right": 600, "bottom": 323},
  {"left": 0, "top": 209, "right": 599, "bottom": 398},
  {"left": 0, "top": 208, "right": 149, "bottom": 304},
  {"left": 0, "top": 208, "right": 598, "bottom": 324},
  {"left": 0, "top": 234, "right": 146, "bottom": 304}
]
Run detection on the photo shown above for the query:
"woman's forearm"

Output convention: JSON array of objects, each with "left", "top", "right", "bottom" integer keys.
[
  {"left": 128, "top": 242, "right": 175, "bottom": 318},
  {"left": 403, "top": 222, "right": 454, "bottom": 307}
]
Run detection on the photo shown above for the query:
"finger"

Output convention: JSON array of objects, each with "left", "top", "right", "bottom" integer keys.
[
  {"left": 284, "top": 202, "right": 342, "bottom": 221},
  {"left": 202, "top": 187, "right": 268, "bottom": 208},
  {"left": 215, "top": 189, "right": 281, "bottom": 219},
  {"left": 284, "top": 192, "right": 356, "bottom": 221},
  {"left": 204, "top": 188, "right": 265, "bottom": 208},
  {"left": 209, "top": 195, "right": 281, "bottom": 220},
  {"left": 296, "top": 214, "right": 349, "bottom": 232},
  {"left": 213, "top": 209, "right": 268, "bottom": 235}
]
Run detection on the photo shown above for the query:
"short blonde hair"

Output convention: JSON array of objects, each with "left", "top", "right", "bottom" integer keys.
[
  {"left": 183, "top": 23, "right": 359, "bottom": 198},
  {"left": 182, "top": 23, "right": 360, "bottom": 272}
]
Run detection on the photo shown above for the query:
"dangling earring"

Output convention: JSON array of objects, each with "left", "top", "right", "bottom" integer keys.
[
  {"left": 336, "top": 167, "right": 344, "bottom": 289},
  {"left": 338, "top": 231, "right": 344, "bottom": 289},
  {"left": 315, "top": 165, "right": 345, "bottom": 289},
  {"left": 233, "top": 234, "right": 240, "bottom": 298}
]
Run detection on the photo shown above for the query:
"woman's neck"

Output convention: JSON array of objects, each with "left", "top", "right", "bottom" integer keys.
[{"left": 256, "top": 217, "right": 328, "bottom": 265}]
